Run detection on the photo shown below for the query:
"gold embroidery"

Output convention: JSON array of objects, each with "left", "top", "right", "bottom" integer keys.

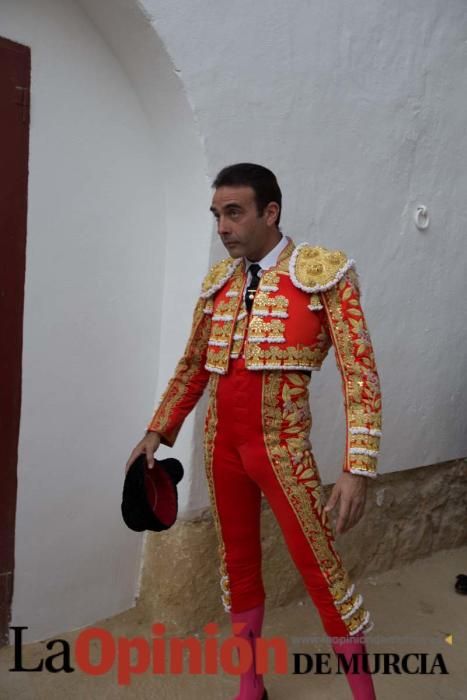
[
  {"left": 320, "top": 269, "right": 382, "bottom": 476},
  {"left": 201, "top": 257, "right": 241, "bottom": 298},
  {"left": 147, "top": 296, "right": 211, "bottom": 443},
  {"left": 229, "top": 303, "right": 248, "bottom": 357},
  {"left": 204, "top": 297, "right": 214, "bottom": 314},
  {"left": 205, "top": 346, "right": 231, "bottom": 374},
  {"left": 308, "top": 293, "right": 323, "bottom": 311},
  {"left": 205, "top": 270, "right": 246, "bottom": 373},
  {"left": 292, "top": 245, "right": 350, "bottom": 291},
  {"left": 231, "top": 337, "right": 246, "bottom": 356},
  {"left": 260, "top": 269, "right": 281, "bottom": 286},
  {"left": 210, "top": 323, "right": 233, "bottom": 341},
  {"left": 204, "top": 373, "right": 232, "bottom": 612},
  {"left": 346, "top": 455, "right": 378, "bottom": 475},
  {"left": 212, "top": 298, "right": 237, "bottom": 317},
  {"left": 350, "top": 434, "right": 380, "bottom": 452},
  {"left": 233, "top": 314, "right": 248, "bottom": 336},
  {"left": 248, "top": 317, "right": 286, "bottom": 342},
  {"left": 276, "top": 239, "right": 296, "bottom": 271},
  {"left": 244, "top": 343, "right": 327, "bottom": 370},
  {"left": 252, "top": 291, "right": 289, "bottom": 315},
  {"left": 261, "top": 370, "right": 373, "bottom": 633}
]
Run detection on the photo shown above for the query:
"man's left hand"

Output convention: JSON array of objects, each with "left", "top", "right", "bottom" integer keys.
[{"left": 323, "top": 473, "right": 368, "bottom": 535}]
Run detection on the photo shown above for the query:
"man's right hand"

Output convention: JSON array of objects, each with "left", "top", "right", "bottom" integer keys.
[{"left": 125, "top": 431, "right": 161, "bottom": 474}]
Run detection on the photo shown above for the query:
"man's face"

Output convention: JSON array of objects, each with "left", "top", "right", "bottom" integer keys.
[{"left": 210, "top": 185, "right": 279, "bottom": 261}]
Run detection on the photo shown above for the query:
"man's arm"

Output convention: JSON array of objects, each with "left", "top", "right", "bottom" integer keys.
[
  {"left": 320, "top": 266, "right": 382, "bottom": 479},
  {"left": 319, "top": 264, "right": 382, "bottom": 533},
  {"left": 146, "top": 295, "right": 212, "bottom": 447}
]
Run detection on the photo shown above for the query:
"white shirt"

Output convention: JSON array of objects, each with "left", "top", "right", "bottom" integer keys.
[{"left": 244, "top": 234, "right": 289, "bottom": 284}]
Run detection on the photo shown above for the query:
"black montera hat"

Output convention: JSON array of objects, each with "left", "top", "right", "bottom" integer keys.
[{"left": 121, "top": 454, "right": 184, "bottom": 532}]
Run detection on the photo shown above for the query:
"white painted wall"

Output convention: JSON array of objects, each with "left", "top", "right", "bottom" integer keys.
[
  {"left": 142, "top": 0, "right": 467, "bottom": 483},
  {"left": 2, "top": 0, "right": 208, "bottom": 643},
  {"left": 75, "top": 0, "right": 212, "bottom": 514}
]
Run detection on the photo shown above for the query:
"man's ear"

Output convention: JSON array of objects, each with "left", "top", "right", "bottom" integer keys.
[{"left": 265, "top": 201, "right": 280, "bottom": 227}]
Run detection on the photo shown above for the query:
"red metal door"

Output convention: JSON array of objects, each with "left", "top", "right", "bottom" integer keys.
[{"left": 0, "top": 36, "right": 31, "bottom": 647}]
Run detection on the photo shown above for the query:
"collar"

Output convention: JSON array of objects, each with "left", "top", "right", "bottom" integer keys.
[{"left": 244, "top": 234, "right": 289, "bottom": 273}]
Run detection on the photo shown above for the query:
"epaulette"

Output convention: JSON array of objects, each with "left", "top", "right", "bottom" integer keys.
[
  {"left": 289, "top": 242, "right": 356, "bottom": 293},
  {"left": 200, "top": 257, "right": 242, "bottom": 298}
]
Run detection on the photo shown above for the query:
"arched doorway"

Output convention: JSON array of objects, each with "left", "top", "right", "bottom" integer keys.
[{"left": 1, "top": 0, "right": 210, "bottom": 645}]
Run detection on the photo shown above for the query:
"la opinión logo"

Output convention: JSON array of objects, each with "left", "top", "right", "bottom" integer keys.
[
  {"left": 9, "top": 625, "right": 448, "bottom": 685},
  {"left": 9, "top": 623, "right": 288, "bottom": 685}
]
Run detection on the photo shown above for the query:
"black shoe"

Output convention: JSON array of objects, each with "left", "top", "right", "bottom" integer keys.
[
  {"left": 262, "top": 689, "right": 269, "bottom": 700},
  {"left": 455, "top": 574, "right": 467, "bottom": 594}
]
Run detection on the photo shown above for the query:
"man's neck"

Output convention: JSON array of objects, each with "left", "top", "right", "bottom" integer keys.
[{"left": 246, "top": 230, "right": 283, "bottom": 263}]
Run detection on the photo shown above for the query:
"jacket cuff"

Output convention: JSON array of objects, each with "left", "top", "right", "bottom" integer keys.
[
  {"left": 345, "top": 462, "right": 378, "bottom": 478},
  {"left": 346, "top": 425, "right": 380, "bottom": 477},
  {"left": 145, "top": 424, "right": 180, "bottom": 448}
]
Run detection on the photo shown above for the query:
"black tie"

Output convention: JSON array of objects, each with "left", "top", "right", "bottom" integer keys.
[{"left": 245, "top": 263, "right": 262, "bottom": 312}]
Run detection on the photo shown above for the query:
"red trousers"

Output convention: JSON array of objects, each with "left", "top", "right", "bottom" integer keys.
[{"left": 203, "top": 357, "right": 373, "bottom": 639}]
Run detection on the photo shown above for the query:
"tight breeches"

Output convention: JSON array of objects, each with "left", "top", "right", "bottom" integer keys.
[{"left": 203, "top": 357, "right": 373, "bottom": 639}]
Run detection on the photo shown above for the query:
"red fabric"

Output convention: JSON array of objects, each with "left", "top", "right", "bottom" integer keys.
[
  {"left": 207, "top": 270, "right": 328, "bottom": 368},
  {"left": 210, "top": 356, "right": 350, "bottom": 638},
  {"left": 144, "top": 467, "right": 176, "bottom": 526}
]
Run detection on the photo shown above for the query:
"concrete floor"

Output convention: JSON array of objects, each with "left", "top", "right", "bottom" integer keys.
[{"left": 1, "top": 546, "right": 466, "bottom": 700}]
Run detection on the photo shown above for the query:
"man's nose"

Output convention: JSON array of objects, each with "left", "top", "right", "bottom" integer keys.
[{"left": 217, "top": 215, "right": 231, "bottom": 236}]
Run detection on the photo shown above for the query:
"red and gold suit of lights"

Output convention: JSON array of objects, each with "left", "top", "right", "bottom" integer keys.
[{"left": 146, "top": 236, "right": 382, "bottom": 638}]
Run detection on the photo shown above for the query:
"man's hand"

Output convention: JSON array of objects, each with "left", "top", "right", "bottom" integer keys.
[
  {"left": 323, "top": 472, "right": 368, "bottom": 535},
  {"left": 125, "top": 431, "right": 161, "bottom": 474}
]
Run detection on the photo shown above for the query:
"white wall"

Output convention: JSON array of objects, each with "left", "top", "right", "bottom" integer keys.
[
  {"left": 2, "top": 0, "right": 209, "bottom": 643},
  {"left": 76, "top": 0, "right": 213, "bottom": 515},
  {"left": 142, "top": 0, "right": 467, "bottom": 482}
]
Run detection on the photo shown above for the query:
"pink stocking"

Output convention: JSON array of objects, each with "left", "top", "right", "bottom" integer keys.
[
  {"left": 230, "top": 603, "right": 266, "bottom": 700},
  {"left": 331, "top": 633, "right": 376, "bottom": 699}
]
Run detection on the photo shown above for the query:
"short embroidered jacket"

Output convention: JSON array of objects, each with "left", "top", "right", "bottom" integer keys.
[{"left": 147, "top": 237, "right": 382, "bottom": 478}]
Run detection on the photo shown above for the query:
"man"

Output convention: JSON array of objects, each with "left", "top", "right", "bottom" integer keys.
[{"left": 126, "top": 163, "right": 382, "bottom": 700}]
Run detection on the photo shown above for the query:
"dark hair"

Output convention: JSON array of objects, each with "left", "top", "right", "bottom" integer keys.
[{"left": 212, "top": 162, "right": 282, "bottom": 226}]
